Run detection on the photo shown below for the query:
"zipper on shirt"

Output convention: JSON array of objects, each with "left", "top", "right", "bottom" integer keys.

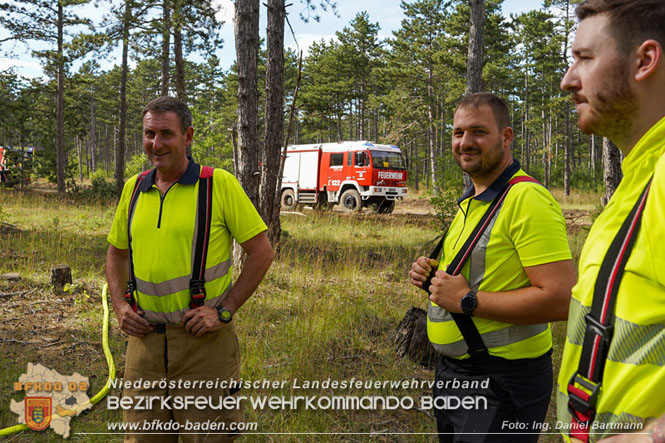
[
  {"left": 156, "top": 183, "right": 177, "bottom": 229},
  {"left": 452, "top": 198, "right": 472, "bottom": 251}
]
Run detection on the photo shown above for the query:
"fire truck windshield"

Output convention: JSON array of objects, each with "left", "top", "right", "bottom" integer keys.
[{"left": 369, "top": 150, "right": 405, "bottom": 170}]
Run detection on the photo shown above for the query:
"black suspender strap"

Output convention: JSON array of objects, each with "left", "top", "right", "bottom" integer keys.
[
  {"left": 423, "top": 175, "right": 540, "bottom": 358},
  {"left": 125, "top": 170, "right": 151, "bottom": 312},
  {"left": 125, "top": 165, "right": 215, "bottom": 313},
  {"left": 189, "top": 166, "right": 214, "bottom": 308},
  {"left": 567, "top": 177, "right": 653, "bottom": 443}
]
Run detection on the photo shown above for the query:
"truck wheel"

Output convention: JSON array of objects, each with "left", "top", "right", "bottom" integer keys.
[
  {"left": 378, "top": 200, "right": 395, "bottom": 214},
  {"left": 340, "top": 189, "right": 362, "bottom": 213},
  {"left": 281, "top": 189, "right": 297, "bottom": 211}
]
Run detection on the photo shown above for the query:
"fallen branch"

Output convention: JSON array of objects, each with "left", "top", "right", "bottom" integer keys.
[
  {"left": 0, "top": 338, "right": 39, "bottom": 345},
  {"left": 0, "top": 291, "right": 27, "bottom": 298},
  {"left": 40, "top": 339, "right": 62, "bottom": 349},
  {"left": 0, "top": 288, "right": 37, "bottom": 299},
  {"left": 69, "top": 334, "right": 100, "bottom": 347}
]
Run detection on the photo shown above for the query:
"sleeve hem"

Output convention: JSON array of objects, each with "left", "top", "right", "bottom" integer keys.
[
  {"left": 234, "top": 225, "right": 268, "bottom": 245},
  {"left": 521, "top": 252, "right": 573, "bottom": 268}
]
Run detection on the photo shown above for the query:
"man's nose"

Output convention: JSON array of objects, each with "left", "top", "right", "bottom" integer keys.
[
  {"left": 152, "top": 134, "right": 163, "bottom": 149},
  {"left": 560, "top": 64, "right": 578, "bottom": 93},
  {"left": 459, "top": 132, "right": 474, "bottom": 149}
]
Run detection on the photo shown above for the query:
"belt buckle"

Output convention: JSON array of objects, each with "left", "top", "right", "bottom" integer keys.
[{"left": 567, "top": 373, "right": 599, "bottom": 423}]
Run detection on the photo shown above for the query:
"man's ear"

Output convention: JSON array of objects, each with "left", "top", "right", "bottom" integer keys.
[
  {"left": 635, "top": 39, "right": 662, "bottom": 82},
  {"left": 185, "top": 126, "right": 194, "bottom": 146},
  {"left": 502, "top": 126, "right": 514, "bottom": 149}
]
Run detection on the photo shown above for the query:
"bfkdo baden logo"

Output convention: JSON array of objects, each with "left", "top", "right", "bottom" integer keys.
[
  {"left": 10, "top": 363, "right": 91, "bottom": 438},
  {"left": 25, "top": 397, "right": 52, "bottom": 431}
]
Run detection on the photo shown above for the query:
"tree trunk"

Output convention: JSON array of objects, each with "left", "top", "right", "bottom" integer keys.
[
  {"left": 77, "top": 136, "right": 82, "bottom": 184},
  {"left": 174, "top": 0, "right": 185, "bottom": 102},
  {"left": 336, "top": 105, "right": 342, "bottom": 142},
  {"left": 462, "top": 0, "right": 484, "bottom": 191},
  {"left": 373, "top": 109, "right": 378, "bottom": 142},
  {"left": 601, "top": 137, "right": 622, "bottom": 206},
  {"left": 564, "top": 104, "right": 571, "bottom": 196},
  {"left": 104, "top": 123, "right": 109, "bottom": 174},
  {"left": 562, "top": 0, "right": 572, "bottom": 197},
  {"left": 271, "top": 53, "right": 303, "bottom": 249},
  {"left": 524, "top": 74, "right": 530, "bottom": 172},
  {"left": 234, "top": 0, "right": 261, "bottom": 207},
  {"left": 260, "top": 0, "right": 285, "bottom": 244},
  {"left": 589, "top": 134, "right": 598, "bottom": 173},
  {"left": 427, "top": 63, "right": 437, "bottom": 193},
  {"left": 90, "top": 96, "right": 96, "bottom": 172},
  {"left": 349, "top": 100, "right": 354, "bottom": 140},
  {"left": 173, "top": 1, "right": 187, "bottom": 155},
  {"left": 56, "top": 1, "right": 65, "bottom": 194},
  {"left": 413, "top": 139, "right": 419, "bottom": 191},
  {"left": 85, "top": 135, "right": 90, "bottom": 178},
  {"left": 465, "top": 0, "right": 485, "bottom": 95},
  {"left": 542, "top": 106, "right": 548, "bottom": 186},
  {"left": 161, "top": 0, "right": 170, "bottom": 96},
  {"left": 116, "top": 0, "right": 131, "bottom": 196}
]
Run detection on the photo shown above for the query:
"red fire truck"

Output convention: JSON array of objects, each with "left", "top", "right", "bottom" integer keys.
[{"left": 281, "top": 141, "right": 408, "bottom": 214}]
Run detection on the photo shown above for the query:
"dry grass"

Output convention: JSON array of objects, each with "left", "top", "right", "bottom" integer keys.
[{"left": 0, "top": 188, "right": 591, "bottom": 442}]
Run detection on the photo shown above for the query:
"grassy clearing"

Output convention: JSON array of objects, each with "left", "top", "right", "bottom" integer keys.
[
  {"left": 0, "top": 189, "right": 590, "bottom": 442},
  {"left": 550, "top": 187, "right": 603, "bottom": 212}
]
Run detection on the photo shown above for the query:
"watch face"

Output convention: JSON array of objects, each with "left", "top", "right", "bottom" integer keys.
[
  {"left": 218, "top": 307, "right": 232, "bottom": 322},
  {"left": 462, "top": 293, "right": 477, "bottom": 315}
]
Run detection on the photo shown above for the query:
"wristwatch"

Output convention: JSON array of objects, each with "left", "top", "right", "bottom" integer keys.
[
  {"left": 216, "top": 306, "right": 233, "bottom": 323},
  {"left": 461, "top": 290, "right": 478, "bottom": 316}
]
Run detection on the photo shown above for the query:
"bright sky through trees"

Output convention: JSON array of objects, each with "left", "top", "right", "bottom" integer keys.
[{"left": 0, "top": 0, "right": 538, "bottom": 78}]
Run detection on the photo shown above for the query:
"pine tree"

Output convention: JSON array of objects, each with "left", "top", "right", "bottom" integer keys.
[{"left": 0, "top": 0, "right": 93, "bottom": 193}]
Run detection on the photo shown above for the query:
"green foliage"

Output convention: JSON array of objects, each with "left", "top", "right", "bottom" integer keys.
[
  {"left": 190, "top": 106, "right": 234, "bottom": 171},
  {"left": 125, "top": 154, "right": 149, "bottom": 178},
  {"left": 0, "top": 0, "right": 617, "bottom": 198},
  {"left": 67, "top": 170, "right": 117, "bottom": 203},
  {"left": 90, "top": 170, "right": 117, "bottom": 198},
  {"left": 429, "top": 184, "right": 463, "bottom": 232}
]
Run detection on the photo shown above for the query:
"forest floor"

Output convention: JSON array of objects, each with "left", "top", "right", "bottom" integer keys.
[{"left": 0, "top": 186, "right": 597, "bottom": 442}]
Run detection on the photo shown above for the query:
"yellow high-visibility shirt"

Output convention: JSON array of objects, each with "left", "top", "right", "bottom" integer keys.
[
  {"left": 107, "top": 160, "right": 267, "bottom": 323},
  {"left": 558, "top": 116, "right": 665, "bottom": 442}
]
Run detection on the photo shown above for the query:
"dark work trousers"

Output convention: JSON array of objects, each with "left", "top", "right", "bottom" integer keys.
[{"left": 433, "top": 349, "right": 553, "bottom": 443}]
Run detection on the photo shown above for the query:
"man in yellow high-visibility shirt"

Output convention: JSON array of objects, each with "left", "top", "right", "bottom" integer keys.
[
  {"left": 557, "top": 1, "right": 665, "bottom": 442},
  {"left": 410, "top": 92, "right": 576, "bottom": 442},
  {"left": 106, "top": 96, "right": 273, "bottom": 442}
]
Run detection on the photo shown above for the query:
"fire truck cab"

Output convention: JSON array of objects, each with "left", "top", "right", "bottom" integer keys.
[{"left": 281, "top": 141, "right": 408, "bottom": 214}]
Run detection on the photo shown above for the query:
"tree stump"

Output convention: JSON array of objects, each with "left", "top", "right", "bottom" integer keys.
[
  {"left": 394, "top": 307, "right": 436, "bottom": 369},
  {"left": 50, "top": 265, "right": 72, "bottom": 292}
]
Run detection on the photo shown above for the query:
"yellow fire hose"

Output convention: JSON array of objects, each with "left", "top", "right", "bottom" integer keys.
[{"left": 0, "top": 283, "right": 116, "bottom": 437}]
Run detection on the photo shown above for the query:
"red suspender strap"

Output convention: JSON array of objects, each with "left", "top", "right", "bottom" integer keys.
[
  {"left": 422, "top": 175, "right": 540, "bottom": 358},
  {"left": 189, "top": 165, "right": 214, "bottom": 308},
  {"left": 125, "top": 170, "right": 152, "bottom": 312},
  {"left": 567, "top": 177, "right": 653, "bottom": 442}
]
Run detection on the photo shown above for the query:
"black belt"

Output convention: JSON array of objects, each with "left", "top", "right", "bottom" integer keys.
[
  {"left": 439, "top": 348, "right": 552, "bottom": 374},
  {"left": 154, "top": 324, "right": 166, "bottom": 334}
]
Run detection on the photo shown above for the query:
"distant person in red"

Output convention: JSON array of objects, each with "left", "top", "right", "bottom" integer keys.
[{"left": 0, "top": 147, "right": 7, "bottom": 184}]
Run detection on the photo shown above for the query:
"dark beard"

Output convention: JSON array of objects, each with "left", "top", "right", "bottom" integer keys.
[
  {"left": 581, "top": 60, "right": 639, "bottom": 143},
  {"left": 456, "top": 140, "right": 505, "bottom": 179}
]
